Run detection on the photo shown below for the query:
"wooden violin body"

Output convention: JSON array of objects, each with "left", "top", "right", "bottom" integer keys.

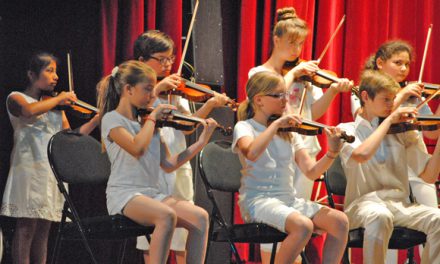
[
  {"left": 385, "top": 115, "right": 440, "bottom": 134},
  {"left": 268, "top": 114, "right": 355, "bottom": 143}
]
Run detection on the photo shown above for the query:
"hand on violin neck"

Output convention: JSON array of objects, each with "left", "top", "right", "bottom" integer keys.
[
  {"left": 398, "top": 82, "right": 423, "bottom": 101},
  {"left": 154, "top": 73, "right": 181, "bottom": 95},
  {"left": 291, "top": 60, "right": 319, "bottom": 80},
  {"left": 150, "top": 104, "right": 177, "bottom": 120},
  {"left": 57, "top": 91, "right": 77, "bottom": 105},
  {"left": 270, "top": 114, "right": 302, "bottom": 129},
  {"left": 388, "top": 107, "right": 418, "bottom": 124},
  {"left": 198, "top": 118, "right": 218, "bottom": 144},
  {"left": 329, "top": 78, "right": 354, "bottom": 93},
  {"left": 324, "top": 127, "right": 343, "bottom": 151},
  {"left": 207, "top": 92, "right": 231, "bottom": 108}
]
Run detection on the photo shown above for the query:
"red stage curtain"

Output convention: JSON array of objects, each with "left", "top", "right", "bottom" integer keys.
[{"left": 236, "top": 1, "right": 440, "bottom": 263}]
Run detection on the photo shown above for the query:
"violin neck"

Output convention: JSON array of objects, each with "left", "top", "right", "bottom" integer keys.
[
  {"left": 75, "top": 99, "right": 98, "bottom": 112},
  {"left": 171, "top": 111, "right": 203, "bottom": 123},
  {"left": 183, "top": 79, "right": 215, "bottom": 95},
  {"left": 315, "top": 70, "right": 340, "bottom": 83},
  {"left": 417, "top": 115, "right": 440, "bottom": 121},
  {"left": 301, "top": 119, "right": 328, "bottom": 129}
]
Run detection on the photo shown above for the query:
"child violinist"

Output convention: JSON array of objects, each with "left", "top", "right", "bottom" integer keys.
[
  {"left": 233, "top": 71, "right": 349, "bottom": 264},
  {"left": 0, "top": 52, "right": 100, "bottom": 264},
  {"left": 248, "top": 7, "right": 352, "bottom": 260},
  {"left": 97, "top": 60, "right": 216, "bottom": 264},
  {"left": 339, "top": 70, "right": 440, "bottom": 264},
  {"left": 133, "top": 30, "right": 230, "bottom": 264},
  {"left": 351, "top": 40, "right": 440, "bottom": 262}
]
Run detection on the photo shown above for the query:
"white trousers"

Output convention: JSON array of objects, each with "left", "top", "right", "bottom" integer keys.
[{"left": 348, "top": 199, "right": 440, "bottom": 264}]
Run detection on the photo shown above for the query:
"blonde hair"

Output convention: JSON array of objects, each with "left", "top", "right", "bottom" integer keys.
[
  {"left": 273, "top": 7, "right": 308, "bottom": 43},
  {"left": 358, "top": 70, "right": 400, "bottom": 107},
  {"left": 237, "top": 71, "right": 292, "bottom": 142},
  {"left": 97, "top": 60, "right": 156, "bottom": 119}
]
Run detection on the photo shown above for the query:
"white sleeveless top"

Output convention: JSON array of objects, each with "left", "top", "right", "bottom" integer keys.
[{"left": 1, "top": 92, "right": 65, "bottom": 221}]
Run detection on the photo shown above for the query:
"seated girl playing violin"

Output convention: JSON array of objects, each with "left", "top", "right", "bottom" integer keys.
[
  {"left": 233, "top": 71, "right": 349, "bottom": 264},
  {"left": 97, "top": 60, "right": 218, "bottom": 264},
  {"left": 133, "top": 30, "right": 231, "bottom": 264},
  {"left": 338, "top": 70, "right": 440, "bottom": 264},
  {"left": 248, "top": 7, "right": 353, "bottom": 261}
]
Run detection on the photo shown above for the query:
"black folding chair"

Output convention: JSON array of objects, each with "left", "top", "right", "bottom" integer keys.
[
  {"left": 324, "top": 156, "right": 426, "bottom": 264},
  {"left": 47, "top": 130, "right": 154, "bottom": 264},
  {"left": 198, "top": 140, "right": 309, "bottom": 264}
]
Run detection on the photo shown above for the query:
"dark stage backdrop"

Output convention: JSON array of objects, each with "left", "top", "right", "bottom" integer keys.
[{"left": 0, "top": 0, "right": 439, "bottom": 263}]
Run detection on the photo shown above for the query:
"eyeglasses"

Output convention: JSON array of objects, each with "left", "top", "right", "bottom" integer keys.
[
  {"left": 264, "top": 92, "right": 287, "bottom": 99},
  {"left": 149, "top": 55, "right": 176, "bottom": 65}
]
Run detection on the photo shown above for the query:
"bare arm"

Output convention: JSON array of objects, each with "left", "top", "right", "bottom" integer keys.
[
  {"left": 311, "top": 79, "right": 353, "bottom": 120},
  {"left": 108, "top": 105, "right": 176, "bottom": 159},
  {"left": 7, "top": 92, "right": 76, "bottom": 118},
  {"left": 419, "top": 135, "right": 440, "bottom": 183},
  {"left": 350, "top": 107, "right": 418, "bottom": 163},
  {"left": 295, "top": 127, "right": 343, "bottom": 180},
  {"left": 160, "top": 118, "right": 217, "bottom": 173},
  {"left": 236, "top": 115, "right": 302, "bottom": 162}
]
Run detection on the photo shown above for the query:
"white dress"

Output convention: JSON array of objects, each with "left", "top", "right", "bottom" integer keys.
[{"left": 1, "top": 92, "right": 64, "bottom": 221}]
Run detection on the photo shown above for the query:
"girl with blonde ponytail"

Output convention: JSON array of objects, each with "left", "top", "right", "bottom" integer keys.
[
  {"left": 98, "top": 60, "right": 217, "bottom": 264},
  {"left": 233, "top": 71, "right": 349, "bottom": 264}
]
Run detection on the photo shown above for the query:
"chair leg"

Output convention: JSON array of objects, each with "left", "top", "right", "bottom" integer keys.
[
  {"left": 270, "top": 242, "right": 277, "bottom": 264},
  {"left": 75, "top": 228, "right": 98, "bottom": 264},
  {"left": 117, "top": 239, "right": 127, "bottom": 264},
  {"left": 404, "top": 247, "right": 415, "bottom": 264},
  {"left": 50, "top": 229, "right": 63, "bottom": 264},
  {"left": 342, "top": 247, "right": 350, "bottom": 264},
  {"left": 300, "top": 250, "right": 309, "bottom": 264}
]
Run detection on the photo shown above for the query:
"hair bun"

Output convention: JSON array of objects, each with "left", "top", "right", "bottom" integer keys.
[{"left": 276, "top": 7, "right": 297, "bottom": 22}]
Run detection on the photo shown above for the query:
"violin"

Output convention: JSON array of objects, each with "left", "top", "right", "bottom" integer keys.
[
  {"left": 382, "top": 115, "right": 440, "bottom": 134},
  {"left": 159, "top": 78, "right": 239, "bottom": 110},
  {"left": 268, "top": 114, "right": 355, "bottom": 143},
  {"left": 137, "top": 107, "right": 233, "bottom": 136},
  {"left": 401, "top": 81, "right": 440, "bottom": 98}
]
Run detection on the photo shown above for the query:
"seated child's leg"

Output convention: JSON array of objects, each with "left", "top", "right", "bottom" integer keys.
[
  {"left": 164, "top": 197, "right": 209, "bottom": 264},
  {"left": 312, "top": 207, "right": 349, "bottom": 264},
  {"left": 123, "top": 195, "right": 177, "bottom": 264}
]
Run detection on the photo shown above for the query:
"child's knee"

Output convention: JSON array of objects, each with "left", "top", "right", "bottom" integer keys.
[
  {"left": 157, "top": 207, "right": 177, "bottom": 227},
  {"left": 285, "top": 214, "right": 313, "bottom": 239}
]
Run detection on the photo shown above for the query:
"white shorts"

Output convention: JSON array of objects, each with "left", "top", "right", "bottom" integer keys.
[
  {"left": 136, "top": 227, "right": 188, "bottom": 252},
  {"left": 241, "top": 195, "right": 323, "bottom": 233}
]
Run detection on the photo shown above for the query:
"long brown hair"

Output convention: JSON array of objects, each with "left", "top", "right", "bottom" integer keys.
[{"left": 364, "top": 40, "right": 413, "bottom": 71}]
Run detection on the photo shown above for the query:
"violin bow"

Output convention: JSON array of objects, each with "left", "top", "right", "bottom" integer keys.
[
  {"left": 418, "top": 24, "right": 432, "bottom": 83},
  {"left": 415, "top": 24, "right": 434, "bottom": 110},
  {"left": 316, "top": 15, "right": 346, "bottom": 65},
  {"left": 298, "top": 15, "right": 346, "bottom": 116},
  {"left": 66, "top": 52, "right": 98, "bottom": 112},
  {"left": 177, "top": 0, "right": 199, "bottom": 76}
]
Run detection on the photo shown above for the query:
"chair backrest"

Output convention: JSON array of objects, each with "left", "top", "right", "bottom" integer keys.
[
  {"left": 324, "top": 156, "right": 347, "bottom": 196},
  {"left": 199, "top": 140, "right": 242, "bottom": 193},
  {"left": 48, "top": 130, "right": 111, "bottom": 185}
]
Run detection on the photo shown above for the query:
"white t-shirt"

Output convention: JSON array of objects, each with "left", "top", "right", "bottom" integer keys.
[
  {"left": 232, "top": 119, "right": 306, "bottom": 203},
  {"left": 337, "top": 115, "right": 431, "bottom": 215},
  {"left": 101, "top": 110, "right": 166, "bottom": 215}
]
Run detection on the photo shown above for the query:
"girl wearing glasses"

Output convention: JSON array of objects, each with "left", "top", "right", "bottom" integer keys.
[
  {"left": 233, "top": 71, "right": 348, "bottom": 264},
  {"left": 133, "top": 30, "right": 230, "bottom": 264},
  {"left": 248, "top": 7, "right": 352, "bottom": 262}
]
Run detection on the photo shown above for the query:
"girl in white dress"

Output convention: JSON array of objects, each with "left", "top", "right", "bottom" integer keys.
[
  {"left": 0, "top": 52, "right": 100, "bottom": 264},
  {"left": 248, "top": 7, "right": 352, "bottom": 261},
  {"left": 97, "top": 60, "right": 217, "bottom": 264},
  {"left": 233, "top": 71, "right": 349, "bottom": 263}
]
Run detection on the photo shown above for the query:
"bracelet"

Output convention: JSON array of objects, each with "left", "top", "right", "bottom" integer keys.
[
  {"left": 146, "top": 116, "right": 156, "bottom": 126},
  {"left": 326, "top": 151, "right": 339, "bottom": 159}
]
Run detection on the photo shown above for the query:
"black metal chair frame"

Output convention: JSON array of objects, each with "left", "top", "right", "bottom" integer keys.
[
  {"left": 47, "top": 130, "right": 154, "bottom": 264},
  {"left": 198, "top": 140, "right": 309, "bottom": 264},
  {"left": 324, "top": 156, "right": 427, "bottom": 264}
]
